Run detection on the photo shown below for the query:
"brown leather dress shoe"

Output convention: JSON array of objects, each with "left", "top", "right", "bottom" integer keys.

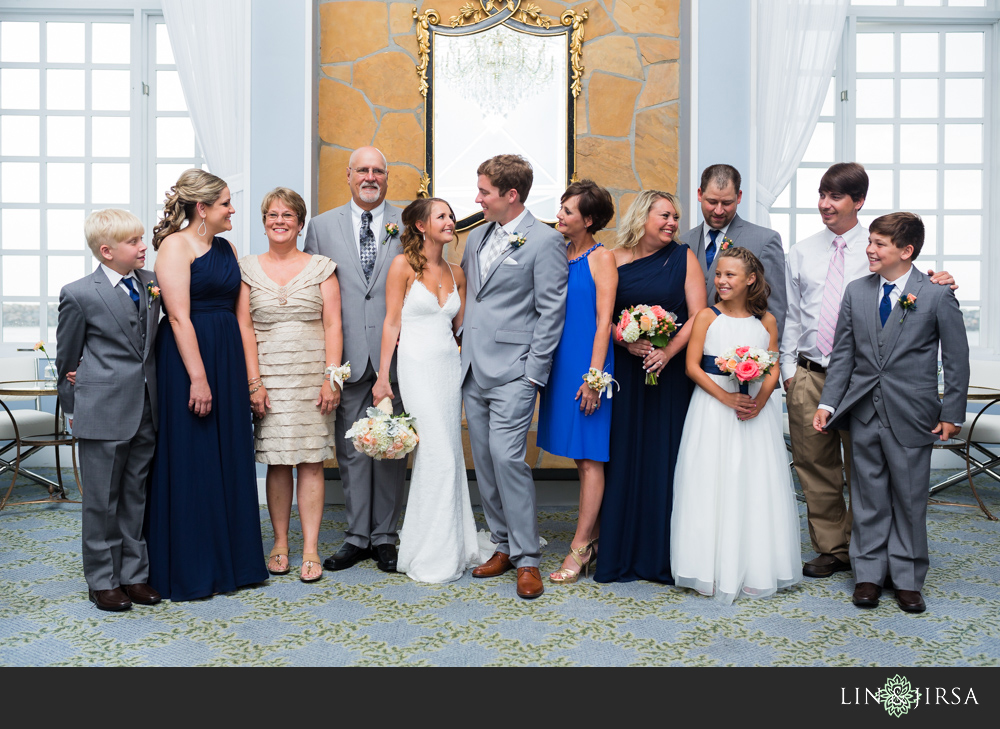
[
  {"left": 121, "top": 583, "right": 162, "bottom": 605},
  {"left": 472, "top": 551, "right": 513, "bottom": 578},
  {"left": 89, "top": 587, "right": 132, "bottom": 612},
  {"left": 803, "top": 553, "right": 851, "bottom": 578},
  {"left": 516, "top": 567, "right": 544, "bottom": 599},
  {"left": 852, "top": 582, "right": 882, "bottom": 608},
  {"left": 895, "top": 589, "right": 926, "bottom": 613}
]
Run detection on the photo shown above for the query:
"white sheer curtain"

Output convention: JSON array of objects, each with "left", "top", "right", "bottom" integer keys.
[
  {"left": 756, "top": 0, "right": 849, "bottom": 227},
  {"left": 162, "top": 0, "right": 248, "bottom": 247}
]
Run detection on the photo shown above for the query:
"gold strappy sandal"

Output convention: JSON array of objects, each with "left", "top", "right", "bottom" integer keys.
[{"left": 549, "top": 539, "right": 597, "bottom": 584}]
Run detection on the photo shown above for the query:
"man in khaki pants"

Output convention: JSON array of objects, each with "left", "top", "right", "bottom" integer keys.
[{"left": 781, "top": 163, "right": 955, "bottom": 579}]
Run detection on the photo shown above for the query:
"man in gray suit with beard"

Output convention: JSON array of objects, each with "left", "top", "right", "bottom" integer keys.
[
  {"left": 679, "top": 164, "right": 787, "bottom": 336},
  {"left": 460, "top": 154, "right": 568, "bottom": 599},
  {"left": 303, "top": 146, "right": 406, "bottom": 574}
]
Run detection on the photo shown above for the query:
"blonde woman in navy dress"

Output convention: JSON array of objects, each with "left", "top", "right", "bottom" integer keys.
[{"left": 536, "top": 180, "right": 617, "bottom": 584}]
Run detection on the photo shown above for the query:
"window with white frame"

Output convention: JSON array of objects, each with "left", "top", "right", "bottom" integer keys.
[
  {"left": 0, "top": 12, "right": 203, "bottom": 350},
  {"left": 768, "top": 0, "right": 993, "bottom": 349}
]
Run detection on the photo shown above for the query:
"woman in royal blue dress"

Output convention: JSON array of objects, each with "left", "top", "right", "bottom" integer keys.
[
  {"left": 594, "top": 191, "right": 706, "bottom": 584},
  {"left": 536, "top": 180, "right": 617, "bottom": 584},
  {"left": 146, "top": 169, "right": 268, "bottom": 601}
]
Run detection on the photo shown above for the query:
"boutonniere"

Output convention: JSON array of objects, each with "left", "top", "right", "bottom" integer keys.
[
  {"left": 146, "top": 281, "right": 160, "bottom": 309},
  {"left": 508, "top": 232, "right": 527, "bottom": 249},
  {"left": 719, "top": 236, "right": 734, "bottom": 251},
  {"left": 382, "top": 222, "right": 399, "bottom": 245},
  {"left": 899, "top": 293, "right": 916, "bottom": 323}
]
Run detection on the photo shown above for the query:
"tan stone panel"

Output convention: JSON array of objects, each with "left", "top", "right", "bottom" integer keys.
[
  {"left": 374, "top": 113, "right": 424, "bottom": 168},
  {"left": 617, "top": 191, "right": 638, "bottom": 221},
  {"left": 638, "top": 37, "right": 680, "bottom": 64},
  {"left": 419, "top": 0, "right": 472, "bottom": 25},
  {"left": 447, "top": 231, "right": 467, "bottom": 266},
  {"left": 394, "top": 30, "right": 418, "bottom": 59},
  {"left": 594, "top": 228, "right": 617, "bottom": 247},
  {"left": 575, "top": 1, "right": 615, "bottom": 41},
  {"left": 583, "top": 35, "right": 642, "bottom": 80},
  {"left": 320, "top": 1, "right": 389, "bottom": 64},
  {"left": 319, "top": 79, "right": 377, "bottom": 149},
  {"left": 637, "top": 61, "right": 680, "bottom": 109},
  {"left": 613, "top": 0, "right": 679, "bottom": 37},
  {"left": 319, "top": 145, "right": 353, "bottom": 214},
  {"left": 576, "top": 101, "right": 588, "bottom": 135},
  {"left": 635, "top": 104, "right": 679, "bottom": 193},
  {"left": 386, "top": 163, "right": 423, "bottom": 205},
  {"left": 524, "top": 431, "right": 542, "bottom": 469},
  {"left": 389, "top": 1, "right": 415, "bottom": 34},
  {"left": 355, "top": 52, "right": 424, "bottom": 110},
  {"left": 322, "top": 64, "right": 352, "bottom": 83},
  {"left": 538, "top": 449, "right": 577, "bottom": 469},
  {"left": 530, "top": 0, "right": 569, "bottom": 23},
  {"left": 588, "top": 73, "right": 640, "bottom": 137},
  {"left": 576, "top": 136, "right": 636, "bottom": 191}
]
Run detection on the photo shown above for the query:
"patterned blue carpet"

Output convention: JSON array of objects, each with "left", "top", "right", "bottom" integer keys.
[{"left": 1, "top": 468, "right": 998, "bottom": 666}]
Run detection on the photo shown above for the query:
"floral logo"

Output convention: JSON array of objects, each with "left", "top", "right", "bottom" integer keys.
[
  {"left": 382, "top": 222, "right": 399, "bottom": 245},
  {"left": 899, "top": 293, "right": 916, "bottom": 323},
  {"left": 508, "top": 232, "right": 527, "bottom": 249},
  {"left": 146, "top": 281, "right": 160, "bottom": 309},
  {"left": 877, "top": 675, "right": 919, "bottom": 718}
]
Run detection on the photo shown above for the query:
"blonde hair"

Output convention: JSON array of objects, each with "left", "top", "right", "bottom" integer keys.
[
  {"left": 400, "top": 198, "right": 454, "bottom": 275},
  {"left": 84, "top": 209, "right": 144, "bottom": 259},
  {"left": 614, "top": 190, "right": 681, "bottom": 250},
  {"left": 260, "top": 187, "right": 307, "bottom": 227},
  {"left": 152, "top": 168, "right": 228, "bottom": 250}
]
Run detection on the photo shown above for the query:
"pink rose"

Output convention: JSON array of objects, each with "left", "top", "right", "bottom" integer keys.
[
  {"left": 734, "top": 359, "right": 760, "bottom": 383},
  {"left": 735, "top": 346, "right": 750, "bottom": 357},
  {"left": 650, "top": 305, "right": 667, "bottom": 320}
]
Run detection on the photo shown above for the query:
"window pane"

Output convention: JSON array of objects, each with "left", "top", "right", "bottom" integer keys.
[
  {"left": 921, "top": 214, "right": 937, "bottom": 255},
  {"left": 155, "top": 24, "right": 175, "bottom": 65},
  {"left": 945, "top": 79, "right": 983, "bottom": 118},
  {"left": 899, "top": 125, "right": 937, "bottom": 163},
  {"left": 46, "top": 69, "right": 85, "bottom": 111},
  {"left": 46, "top": 162, "right": 84, "bottom": 203},
  {"left": 2, "top": 302, "right": 40, "bottom": 342},
  {"left": 942, "top": 261, "right": 979, "bottom": 300},
  {"left": 156, "top": 163, "right": 192, "bottom": 206},
  {"left": 865, "top": 169, "right": 894, "bottom": 210},
  {"left": 47, "top": 255, "right": 84, "bottom": 295},
  {"left": 960, "top": 306, "right": 979, "bottom": 346},
  {"left": 92, "top": 116, "right": 130, "bottom": 157},
  {"left": 1, "top": 208, "right": 40, "bottom": 249},
  {"left": 856, "top": 124, "right": 894, "bottom": 164},
  {"left": 1, "top": 162, "right": 40, "bottom": 203},
  {"left": 856, "top": 33, "right": 894, "bottom": 73},
  {"left": 904, "top": 0, "right": 942, "bottom": 5},
  {"left": 801, "top": 122, "right": 834, "bottom": 162},
  {"left": 900, "top": 79, "right": 937, "bottom": 118},
  {"left": 47, "top": 301, "right": 58, "bottom": 330},
  {"left": 943, "top": 124, "right": 981, "bottom": 164},
  {"left": 46, "top": 116, "right": 85, "bottom": 157},
  {"left": 899, "top": 169, "right": 936, "bottom": 209},
  {"left": 1, "top": 69, "right": 40, "bottom": 110},
  {"left": 942, "top": 215, "right": 980, "bottom": 256},
  {"left": 2, "top": 255, "right": 39, "bottom": 295},
  {"left": 945, "top": 32, "right": 983, "bottom": 72},
  {"left": 855, "top": 79, "right": 894, "bottom": 118},
  {"left": 770, "top": 213, "right": 790, "bottom": 252},
  {"left": 47, "top": 209, "right": 85, "bottom": 251},
  {"left": 46, "top": 22, "right": 85, "bottom": 64},
  {"left": 1, "top": 22, "right": 39, "bottom": 63},
  {"left": 92, "top": 70, "right": 131, "bottom": 111},
  {"left": 156, "top": 70, "right": 186, "bottom": 111},
  {"left": 91, "top": 162, "right": 129, "bottom": 204},
  {"left": 943, "top": 169, "right": 981, "bottom": 209},
  {"left": 1, "top": 115, "right": 40, "bottom": 156},
  {"left": 900, "top": 33, "right": 938, "bottom": 73},
  {"left": 156, "top": 116, "right": 196, "bottom": 158},
  {"left": 794, "top": 167, "right": 824, "bottom": 209},
  {"left": 795, "top": 214, "right": 824, "bottom": 242},
  {"left": 773, "top": 182, "right": 790, "bottom": 208},
  {"left": 92, "top": 23, "right": 130, "bottom": 64}
]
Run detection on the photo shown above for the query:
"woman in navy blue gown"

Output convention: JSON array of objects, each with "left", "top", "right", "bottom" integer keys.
[
  {"left": 536, "top": 180, "right": 617, "bottom": 584},
  {"left": 594, "top": 191, "right": 706, "bottom": 584},
  {"left": 146, "top": 169, "right": 267, "bottom": 601}
]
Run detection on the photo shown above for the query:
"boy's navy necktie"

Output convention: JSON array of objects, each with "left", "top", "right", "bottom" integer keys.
[
  {"left": 879, "top": 282, "right": 894, "bottom": 327},
  {"left": 121, "top": 276, "right": 141, "bottom": 314}
]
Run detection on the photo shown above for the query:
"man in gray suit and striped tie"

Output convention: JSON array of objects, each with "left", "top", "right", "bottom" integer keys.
[{"left": 303, "top": 146, "right": 406, "bottom": 574}]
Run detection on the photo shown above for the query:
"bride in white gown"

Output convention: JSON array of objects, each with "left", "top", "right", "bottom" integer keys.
[{"left": 372, "top": 198, "right": 489, "bottom": 583}]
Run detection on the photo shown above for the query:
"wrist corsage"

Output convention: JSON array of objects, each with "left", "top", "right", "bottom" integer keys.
[
  {"left": 325, "top": 361, "right": 351, "bottom": 388},
  {"left": 382, "top": 223, "right": 399, "bottom": 245},
  {"left": 583, "top": 367, "right": 619, "bottom": 399}
]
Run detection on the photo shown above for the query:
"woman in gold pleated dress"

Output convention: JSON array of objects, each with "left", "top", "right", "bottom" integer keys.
[{"left": 237, "top": 187, "right": 344, "bottom": 583}]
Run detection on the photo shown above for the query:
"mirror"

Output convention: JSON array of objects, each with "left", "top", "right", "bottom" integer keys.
[{"left": 415, "top": 2, "right": 588, "bottom": 230}]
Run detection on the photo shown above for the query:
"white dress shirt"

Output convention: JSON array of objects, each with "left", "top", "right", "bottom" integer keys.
[
  {"left": 877, "top": 266, "right": 912, "bottom": 316},
  {"left": 350, "top": 200, "right": 385, "bottom": 257},
  {"left": 493, "top": 208, "right": 530, "bottom": 247},
  {"left": 779, "top": 222, "right": 870, "bottom": 382},
  {"left": 703, "top": 220, "right": 732, "bottom": 252}
]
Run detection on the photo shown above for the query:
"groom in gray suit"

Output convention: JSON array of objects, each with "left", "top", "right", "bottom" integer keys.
[
  {"left": 814, "top": 212, "right": 969, "bottom": 613},
  {"left": 303, "top": 146, "right": 406, "bottom": 573},
  {"left": 678, "top": 164, "right": 787, "bottom": 336},
  {"left": 460, "top": 154, "right": 568, "bottom": 599}
]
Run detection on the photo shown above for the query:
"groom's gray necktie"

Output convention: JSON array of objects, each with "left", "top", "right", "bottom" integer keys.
[
  {"left": 480, "top": 225, "right": 508, "bottom": 279},
  {"left": 359, "top": 210, "right": 376, "bottom": 281}
]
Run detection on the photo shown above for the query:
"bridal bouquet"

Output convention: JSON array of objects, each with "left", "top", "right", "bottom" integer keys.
[
  {"left": 345, "top": 398, "right": 418, "bottom": 460},
  {"left": 615, "top": 304, "right": 678, "bottom": 385},
  {"left": 714, "top": 345, "right": 779, "bottom": 395}
]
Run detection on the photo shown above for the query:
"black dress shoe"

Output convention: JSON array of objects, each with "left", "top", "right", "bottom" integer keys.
[
  {"left": 895, "top": 589, "right": 926, "bottom": 613},
  {"left": 89, "top": 587, "right": 132, "bottom": 612},
  {"left": 373, "top": 543, "right": 397, "bottom": 573},
  {"left": 121, "top": 583, "right": 162, "bottom": 605},
  {"left": 323, "top": 543, "right": 371, "bottom": 571},
  {"left": 802, "top": 553, "right": 851, "bottom": 578},
  {"left": 852, "top": 582, "right": 882, "bottom": 608}
]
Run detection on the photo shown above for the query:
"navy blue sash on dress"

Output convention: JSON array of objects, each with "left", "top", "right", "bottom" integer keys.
[{"left": 702, "top": 306, "right": 750, "bottom": 393}]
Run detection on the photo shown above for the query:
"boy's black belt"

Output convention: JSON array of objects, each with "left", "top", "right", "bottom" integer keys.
[{"left": 797, "top": 355, "right": 826, "bottom": 374}]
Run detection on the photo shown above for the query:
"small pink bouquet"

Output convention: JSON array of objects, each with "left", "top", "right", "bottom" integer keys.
[
  {"left": 345, "top": 398, "right": 418, "bottom": 460},
  {"left": 714, "top": 345, "right": 779, "bottom": 395},
  {"left": 616, "top": 304, "right": 678, "bottom": 385}
]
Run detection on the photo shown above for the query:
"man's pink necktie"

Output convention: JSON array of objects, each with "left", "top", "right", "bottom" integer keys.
[{"left": 816, "top": 235, "right": 847, "bottom": 357}]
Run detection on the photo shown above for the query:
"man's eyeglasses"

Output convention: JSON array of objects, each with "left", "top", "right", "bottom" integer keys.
[
  {"left": 351, "top": 167, "right": 387, "bottom": 178},
  {"left": 266, "top": 212, "right": 299, "bottom": 222}
]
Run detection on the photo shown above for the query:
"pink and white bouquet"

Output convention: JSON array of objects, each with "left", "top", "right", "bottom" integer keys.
[
  {"left": 345, "top": 398, "right": 418, "bottom": 460},
  {"left": 714, "top": 345, "right": 779, "bottom": 395},
  {"left": 615, "top": 304, "right": 678, "bottom": 385}
]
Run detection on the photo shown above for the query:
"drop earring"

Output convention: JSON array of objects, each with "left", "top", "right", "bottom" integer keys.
[{"left": 197, "top": 219, "right": 207, "bottom": 237}]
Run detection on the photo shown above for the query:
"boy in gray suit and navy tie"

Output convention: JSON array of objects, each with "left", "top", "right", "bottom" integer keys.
[
  {"left": 813, "top": 212, "right": 969, "bottom": 613},
  {"left": 56, "top": 209, "right": 161, "bottom": 612}
]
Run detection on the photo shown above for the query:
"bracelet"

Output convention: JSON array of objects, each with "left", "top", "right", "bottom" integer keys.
[
  {"left": 583, "top": 368, "right": 619, "bottom": 399},
  {"left": 249, "top": 384, "right": 262, "bottom": 395},
  {"left": 248, "top": 377, "right": 262, "bottom": 385},
  {"left": 325, "top": 361, "right": 351, "bottom": 389}
]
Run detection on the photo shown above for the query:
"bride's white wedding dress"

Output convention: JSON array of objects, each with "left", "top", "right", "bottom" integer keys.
[{"left": 396, "top": 274, "right": 489, "bottom": 583}]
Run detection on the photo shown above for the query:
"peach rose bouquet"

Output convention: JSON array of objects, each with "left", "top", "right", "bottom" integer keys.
[
  {"left": 615, "top": 304, "right": 678, "bottom": 385},
  {"left": 345, "top": 397, "right": 418, "bottom": 460},
  {"left": 714, "top": 345, "right": 779, "bottom": 397}
]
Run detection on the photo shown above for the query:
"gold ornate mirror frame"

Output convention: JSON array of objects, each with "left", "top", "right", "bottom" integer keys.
[{"left": 414, "top": 1, "right": 588, "bottom": 230}]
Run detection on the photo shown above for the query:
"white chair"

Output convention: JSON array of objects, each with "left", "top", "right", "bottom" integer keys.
[{"left": 0, "top": 355, "right": 81, "bottom": 510}]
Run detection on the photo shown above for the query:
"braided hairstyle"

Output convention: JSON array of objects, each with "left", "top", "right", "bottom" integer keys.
[
  {"left": 714, "top": 246, "right": 771, "bottom": 318},
  {"left": 152, "top": 168, "right": 228, "bottom": 250},
  {"left": 400, "top": 197, "right": 454, "bottom": 275}
]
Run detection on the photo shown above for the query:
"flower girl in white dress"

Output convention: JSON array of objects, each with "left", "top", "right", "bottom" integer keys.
[{"left": 670, "top": 247, "right": 801, "bottom": 604}]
